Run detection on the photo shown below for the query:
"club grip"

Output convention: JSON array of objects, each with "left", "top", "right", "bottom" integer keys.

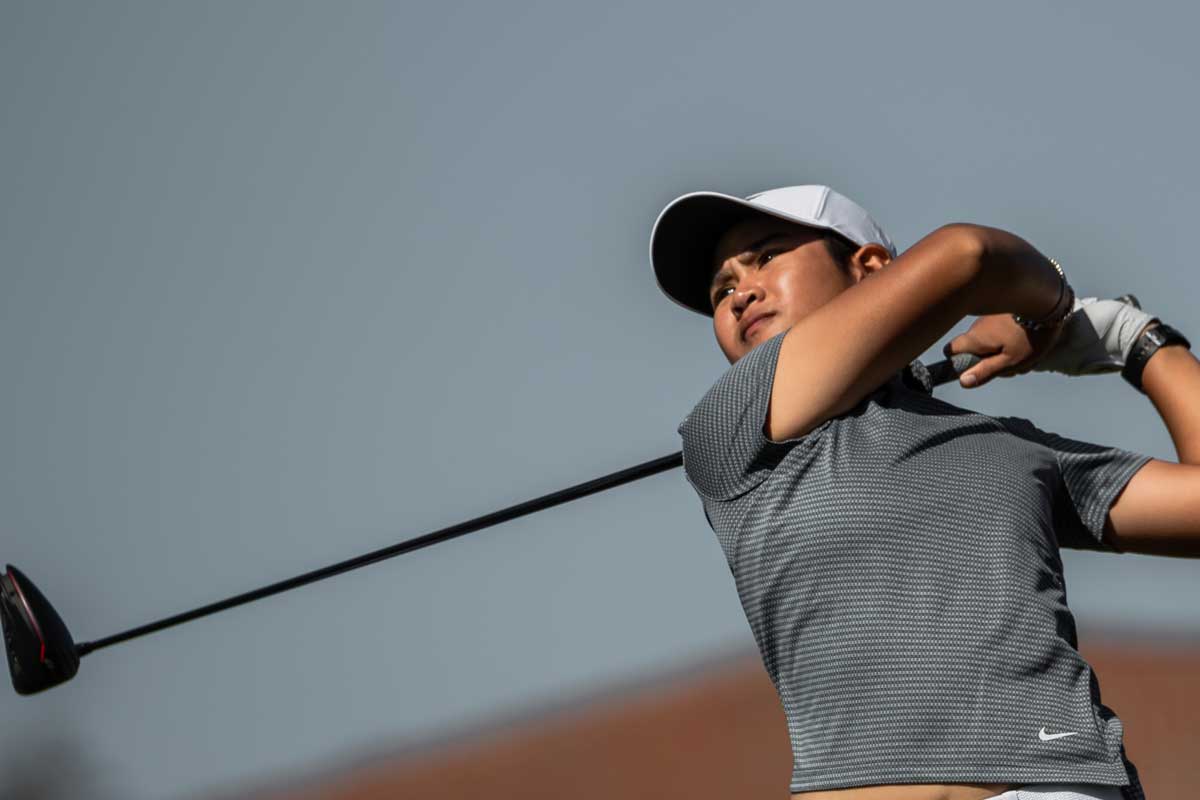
[{"left": 926, "top": 352, "right": 983, "bottom": 387}]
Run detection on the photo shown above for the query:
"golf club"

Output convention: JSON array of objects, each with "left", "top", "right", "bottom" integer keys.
[{"left": 5, "top": 343, "right": 1053, "bottom": 697}]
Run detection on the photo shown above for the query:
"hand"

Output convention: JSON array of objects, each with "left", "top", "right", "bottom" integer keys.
[
  {"left": 1031, "top": 296, "right": 1159, "bottom": 376},
  {"left": 942, "top": 312, "right": 1068, "bottom": 389}
]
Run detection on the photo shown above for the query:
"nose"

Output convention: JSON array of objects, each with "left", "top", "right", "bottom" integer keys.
[{"left": 730, "top": 282, "right": 763, "bottom": 316}]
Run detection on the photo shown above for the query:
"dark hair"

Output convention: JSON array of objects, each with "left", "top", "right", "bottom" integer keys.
[{"left": 822, "top": 232, "right": 859, "bottom": 275}]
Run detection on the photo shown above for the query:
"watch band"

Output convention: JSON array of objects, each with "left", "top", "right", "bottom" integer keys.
[{"left": 1121, "top": 322, "right": 1192, "bottom": 394}]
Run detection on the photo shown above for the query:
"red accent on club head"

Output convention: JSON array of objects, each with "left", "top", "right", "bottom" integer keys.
[{"left": 7, "top": 567, "right": 48, "bottom": 663}]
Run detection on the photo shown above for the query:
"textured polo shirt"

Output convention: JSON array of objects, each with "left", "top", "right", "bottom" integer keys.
[{"left": 677, "top": 328, "right": 1152, "bottom": 799}]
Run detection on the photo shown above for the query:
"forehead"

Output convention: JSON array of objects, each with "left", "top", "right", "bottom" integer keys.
[{"left": 710, "top": 216, "right": 822, "bottom": 277}]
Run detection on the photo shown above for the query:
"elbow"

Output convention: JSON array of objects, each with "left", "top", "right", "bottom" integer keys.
[
  {"left": 930, "top": 222, "right": 989, "bottom": 288},
  {"left": 936, "top": 222, "right": 989, "bottom": 258}
]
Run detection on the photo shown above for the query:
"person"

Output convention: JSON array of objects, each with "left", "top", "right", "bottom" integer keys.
[{"left": 650, "top": 184, "right": 1199, "bottom": 800}]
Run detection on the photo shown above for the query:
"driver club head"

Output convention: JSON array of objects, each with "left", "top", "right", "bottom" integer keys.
[{"left": 1, "top": 564, "right": 80, "bottom": 695}]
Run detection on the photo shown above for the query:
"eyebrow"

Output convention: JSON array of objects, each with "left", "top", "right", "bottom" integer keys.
[{"left": 709, "top": 232, "right": 794, "bottom": 290}]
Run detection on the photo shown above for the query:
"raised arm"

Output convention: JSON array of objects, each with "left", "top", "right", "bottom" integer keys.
[
  {"left": 765, "top": 223, "right": 1064, "bottom": 441},
  {"left": 1104, "top": 340, "right": 1200, "bottom": 558}
]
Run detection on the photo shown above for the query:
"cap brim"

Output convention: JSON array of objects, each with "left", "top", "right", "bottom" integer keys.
[{"left": 649, "top": 192, "right": 826, "bottom": 318}]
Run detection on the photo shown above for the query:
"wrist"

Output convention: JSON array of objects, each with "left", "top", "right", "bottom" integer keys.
[
  {"left": 964, "top": 231, "right": 1067, "bottom": 320},
  {"left": 1012, "top": 258, "right": 1073, "bottom": 331},
  {"left": 1141, "top": 340, "right": 1191, "bottom": 396},
  {"left": 1122, "top": 322, "right": 1193, "bottom": 393}
]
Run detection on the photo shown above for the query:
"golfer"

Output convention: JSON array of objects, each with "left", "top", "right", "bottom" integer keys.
[{"left": 651, "top": 185, "right": 1198, "bottom": 800}]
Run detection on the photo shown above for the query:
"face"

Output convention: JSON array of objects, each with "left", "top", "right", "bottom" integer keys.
[{"left": 708, "top": 217, "right": 860, "bottom": 364}]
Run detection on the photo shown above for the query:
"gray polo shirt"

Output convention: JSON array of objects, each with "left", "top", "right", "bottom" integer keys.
[{"left": 677, "top": 328, "right": 1151, "bottom": 799}]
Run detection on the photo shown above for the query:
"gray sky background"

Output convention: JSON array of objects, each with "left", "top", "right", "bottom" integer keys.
[{"left": 2, "top": 1, "right": 1197, "bottom": 797}]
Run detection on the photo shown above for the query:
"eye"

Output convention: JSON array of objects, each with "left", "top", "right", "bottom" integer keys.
[{"left": 712, "top": 250, "right": 782, "bottom": 308}]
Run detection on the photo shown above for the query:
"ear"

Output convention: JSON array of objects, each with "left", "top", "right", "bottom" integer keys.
[{"left": 848, "top": 243, "right": 892, "bottom": 283}]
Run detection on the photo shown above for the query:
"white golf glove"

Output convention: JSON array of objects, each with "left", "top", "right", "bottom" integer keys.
[{"left": 1032, "top": 295, "right": 1159, "bottom": 376}]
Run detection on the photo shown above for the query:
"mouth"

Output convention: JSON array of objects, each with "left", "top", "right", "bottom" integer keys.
[{"left": 742, "top": 313, "right": 775, "bottom": 340}]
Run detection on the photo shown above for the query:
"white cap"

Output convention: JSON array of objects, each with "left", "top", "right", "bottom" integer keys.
[{"left": 649, "top": 184, "right": 897, "bottom": 318}]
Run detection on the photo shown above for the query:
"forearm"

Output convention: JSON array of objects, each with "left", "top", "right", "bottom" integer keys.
[
  {"left": 1139, "top": 330, "right": 1200, "bottom": 465},
  {"left": 959, "top": 224, "right": 1065, "bottom": 320}
]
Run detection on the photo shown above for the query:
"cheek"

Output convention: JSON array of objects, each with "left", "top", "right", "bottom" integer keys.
[
  {"left": 776, "top": 270, "right": 810, "bottom": 300},
  {"left": 778, "top": 266, "right": 840, "bottom": 309},
  {"left": 714, "top": 312, "right": 740, "bottom": 345}
]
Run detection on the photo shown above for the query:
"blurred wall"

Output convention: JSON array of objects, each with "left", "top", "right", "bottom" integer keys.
[{"left": 222, "top": 633, "right": 1199, "bottom": 800}]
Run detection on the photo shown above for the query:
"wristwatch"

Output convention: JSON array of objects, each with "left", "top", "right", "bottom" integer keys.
[{"left": 1121, "top": 322, "right": 1192, "bottom": 394}]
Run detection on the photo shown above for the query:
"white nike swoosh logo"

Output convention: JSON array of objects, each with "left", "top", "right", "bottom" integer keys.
[{"left": 1039, "top": 727, "right": 1080, "bottom": 741}]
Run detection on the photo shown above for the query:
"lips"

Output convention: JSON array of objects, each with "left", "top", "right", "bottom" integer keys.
[{"left": 742, "top": 312, "right": 775, "bottom": 339}]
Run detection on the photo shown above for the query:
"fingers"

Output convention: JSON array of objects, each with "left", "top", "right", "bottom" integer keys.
[
  {"left": 944, "top": 334, "right": 996, "bottom": 388},
  {"left": 943, "top": 333, "right": 976, "bottom": 359},
  {"left": 956, "top": 352, "right": 1017, "bottom": 389},
  {"left": 944, "top": 320, "right": 1042, "bottom": 388}
]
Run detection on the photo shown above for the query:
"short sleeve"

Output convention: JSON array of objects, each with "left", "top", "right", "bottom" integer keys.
[
  {"left": 676, "top": 329, "right": 828, "bottom": 501},
  {"left": 996, "top": 415, "right": 1154, "bottom": 552}
]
